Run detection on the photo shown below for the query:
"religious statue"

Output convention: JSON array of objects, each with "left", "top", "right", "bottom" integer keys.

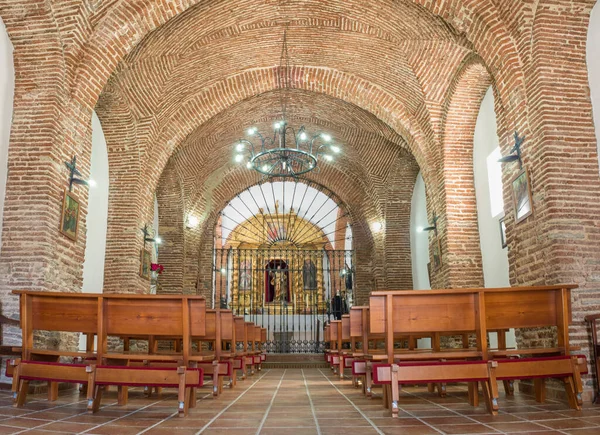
[
  {"left": 303, "top": 259, "right": 317, "bottom": 290},
  {"left": 270, "top": 265, "right": 288, "bottom": 302}
]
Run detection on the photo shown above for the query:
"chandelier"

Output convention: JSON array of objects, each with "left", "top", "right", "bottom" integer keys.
[{"left": 233, "top": 29, "right": 340, "bottom": 177}]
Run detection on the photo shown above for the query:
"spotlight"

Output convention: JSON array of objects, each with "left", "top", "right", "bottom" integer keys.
[
  {"left": 235, "top": 154, "right": 244, "bottom": 163},
  {"left": 246, "top": 161, "right": 253, "bottom": 169},
  {"left": 236, "top": 143, "right": 245, "bottom": 152},
  {"left": 186, "top": 215, "right": 199, "bottom": 229},
  {"left": 324, "top": 155, "right": 333, "bottom": 161},
  {"left": 331, "top": 146, "right": 340, "bottom": 153},
  {"left": 300, "top": 132, "right": 307, "bottom": 141},
  {"left": 321, "top": 133, "right": 332, "bottom": 142},
  {"left": 88, "top": 179, "right": 97, "bottom": 188},
  {"left": 372, "top": 222, "right": 383, "bottom": 232}
]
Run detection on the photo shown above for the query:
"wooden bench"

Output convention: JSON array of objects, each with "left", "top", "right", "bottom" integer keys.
[
  {"left": 233, "top": 316, "right": 248, "bottom": 380},
  {"left": 584, "top": 313, "right": 600, "bottom": 403},
  {"left": 88, "top": 365, "right": 202, "bottom": 416},
  {"left": 373, "top": 360, "right": 500, "bottom": 417},
  {"left": 11, "top": 291, "right": 208, "bottom": 415},
  {"left": 367, "top": 285, "right": 584, "bottom": 413}
]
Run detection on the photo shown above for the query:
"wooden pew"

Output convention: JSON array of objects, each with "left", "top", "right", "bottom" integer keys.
[
  {"left": 13, "top": 291, "right": 100, "bottom": 401},
  {"left": 348, "top": 306, "right": 385, "bottom": 392},
  {"left": 233, "top": 316, "right": 248, "bottom": 380},
  {"left": 189, "top": 309, "right": 232, "bottom": 397},
  {"left": 368, "top": 285, "right": 584, "bottom": 414},
  {"left": 337, "top": 315, "right": 351, "bottom": 380},
  {"left": 244, "top": 321, "right": 257, "bottom": 375},
  {"left": 11, "top": 291, "right": 207, "bottom": 415},
  {"left": 259, "top": 328, "right": 267, "bottom": 367}
]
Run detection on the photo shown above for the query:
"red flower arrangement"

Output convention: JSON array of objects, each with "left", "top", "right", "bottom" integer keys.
[{"left": 151, "top": 263, "right": 164, "bottom": 274}]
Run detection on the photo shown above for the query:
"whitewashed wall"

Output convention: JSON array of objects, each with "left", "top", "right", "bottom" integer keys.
[
  {"left": 473, "top": 87, "right": 510, "bottom": 289},
  {"left": 0, "top": 18, "right": 14, "bottom": 254},
  {"left": 81, "top": 112, "right": 110, "bottom": 294},
  {"left": 410, "top": 172, "right": 430, "bottom": 290},
  {"left": 473, "top": 86, "right": 514, "bottom": 349}
]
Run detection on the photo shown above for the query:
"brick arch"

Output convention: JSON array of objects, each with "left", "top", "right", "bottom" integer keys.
[
  {"left": 183, "top": 163, "right": 381, "bottom": 302},
  {"left": 433, "top": 55, "right": 493, "bottom": 289}
]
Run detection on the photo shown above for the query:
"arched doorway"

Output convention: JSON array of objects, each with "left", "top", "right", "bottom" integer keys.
[{"left": 213, "top": 179, "right": 354, "bottom": 353}]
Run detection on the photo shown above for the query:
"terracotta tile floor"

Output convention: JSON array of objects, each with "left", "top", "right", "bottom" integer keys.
[{"left": 1, "top": 368, "right": 600, "bottom": 434}]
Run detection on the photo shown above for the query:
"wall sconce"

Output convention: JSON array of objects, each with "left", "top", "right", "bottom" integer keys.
[
  {"left": 371, "top": 221, "right": 383, "bottom": 233},
  {"left": 65, "top": 156, "right": 96, "bottom": 192},
  {"left": 498, "top": 132, "right": 525, "bottom": 169},
  {"left": 141, "top": 223, "right": 161, "bottom": 249},
  {"left": 186, "top": 215, "right": 199, "bottom": 229},
  {"left": 417, "top": 212, "right": 438, "bottom": 235}
]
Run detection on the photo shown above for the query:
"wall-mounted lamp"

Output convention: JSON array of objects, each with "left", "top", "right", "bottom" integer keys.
[
  {"left": 417, "top": 212, "right": 438, "bottom": 235},
  {"left": 65, "top": 156, "right": 96, "bottom": 192},
  {"left": 371, "top": 221, "right": 383, "bottom": 233},
  {"left": 498, "top": 132, "right": 525, "bottom": 169},
  {"left": 141, "top": 223, "right": 161, "bottom": 249},
  {"left": 186, "top": 215, "right": 199, "bottom": 229}
]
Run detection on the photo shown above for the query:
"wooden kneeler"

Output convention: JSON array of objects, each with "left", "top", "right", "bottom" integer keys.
[
  {"left": 88, "top": 365, "right": 202, "bottom": 417},
  {"left": 10, "top": 360, "right": 95, "bottom": 407},
  {"left": 372, "top": 361, "right": 500, "bottom": 417},
  {"left": 494, "top": 355, "right": 586, "bottom": 410}
]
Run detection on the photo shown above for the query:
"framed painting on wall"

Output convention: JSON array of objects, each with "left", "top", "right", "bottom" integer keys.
[
  {"left": 511, "top": 168, "right": 533, "bottom": 224},
  {"left": 139, "top": 249, "right": 151, "bottom": 280},
  {"left": 59, "top": 190, "right": 80, "bottom": 241},
  {"left": 239, "top": 259, "right": 252, "bottom": 290},
  {"left": 499, "top": 216, "right": 507, "bottom": 249},
  {"left": 432, "top": 238, "right": 442, "bottom": 271}
]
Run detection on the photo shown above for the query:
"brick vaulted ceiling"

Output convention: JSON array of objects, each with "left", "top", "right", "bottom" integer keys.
[
  {"left": 0, "top": 0, "right": 598, "bottom": 309},
  {"left": 90, "top": 0, "right": 476, "bottom": 295}
]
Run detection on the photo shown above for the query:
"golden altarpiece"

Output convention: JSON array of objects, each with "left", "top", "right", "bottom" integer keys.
[{"left": 220, "top": 203, "right": 330, "bottom": 315}]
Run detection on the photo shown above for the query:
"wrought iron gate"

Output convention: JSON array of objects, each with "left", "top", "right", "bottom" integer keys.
[{"left": 213, "top": 248, "right": 354, "bottom": 353}]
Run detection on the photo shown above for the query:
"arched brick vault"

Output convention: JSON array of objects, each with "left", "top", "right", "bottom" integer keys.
[
  {"left": 0, "top": 0, "right": 531, "bottom": 301},
  {"left": 0, "top": 0, "right": 599, "bottom": 370},
  {"left": 146, "top": 89, "right": 420, "bottom": 299}
]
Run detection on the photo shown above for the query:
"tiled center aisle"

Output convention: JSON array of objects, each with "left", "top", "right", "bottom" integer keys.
[{"left": 2, "top": 368, "right": 600, "bottom": 435}]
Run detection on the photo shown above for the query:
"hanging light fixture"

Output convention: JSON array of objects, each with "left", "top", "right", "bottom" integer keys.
[{"left": 233, "top": 28, "right": 341, "bottom": 177}]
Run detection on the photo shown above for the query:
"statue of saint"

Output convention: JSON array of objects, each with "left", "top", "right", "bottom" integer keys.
[{"left": 270, "top": 265, "right": 288, "bottom": 302}]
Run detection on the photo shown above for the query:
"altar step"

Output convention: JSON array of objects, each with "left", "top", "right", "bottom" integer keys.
[{"left": 262, "top": 353, "right": 329, "bottom": 369}]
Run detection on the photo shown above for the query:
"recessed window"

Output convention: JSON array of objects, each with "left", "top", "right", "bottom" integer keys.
[{"left": 486, "top": 147, "right": 505, "bottom": 217}]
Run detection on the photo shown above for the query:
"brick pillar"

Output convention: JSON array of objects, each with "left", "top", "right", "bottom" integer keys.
[
  {"left": 430, "top": 60, "right": 491, "bottom": 289},
  {"left": 96, "top": 91, "right": 151, "bottom": 294},
  {"left": 155, "top": 163, "right": 185, "bottom": 294},
  {"left": 384, "top": 156, "right": 419, "bottom": 289}
]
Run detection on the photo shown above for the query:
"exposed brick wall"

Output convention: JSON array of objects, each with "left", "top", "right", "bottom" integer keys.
[
  {"left": 0, "top": 0, "right": 598, "bottom": 394},
  {"left": 385, "top": 156, "right": 420, "bottom": 289},
  {"left": 155, "top": 161, "right": 185, "bottom": 294}
]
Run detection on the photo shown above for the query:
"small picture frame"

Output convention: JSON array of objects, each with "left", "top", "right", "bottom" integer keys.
[
  {"left": 427, "top": 262, "right": 432, "bottom": 286},
  {"left": 499, "top": 216, "right": 507, "bottom": 249},
  {"left": 139, "top": 249, "right": 151, "bottom": 280},
  {"left": 511, "top": 168, "right": 533, "bottom": 224},
  {"left": 432, "top": 238, "right": 442, "bottom": 271},
  {"left": 59, "top": 190, "right": 80, "bottom": 241}
]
